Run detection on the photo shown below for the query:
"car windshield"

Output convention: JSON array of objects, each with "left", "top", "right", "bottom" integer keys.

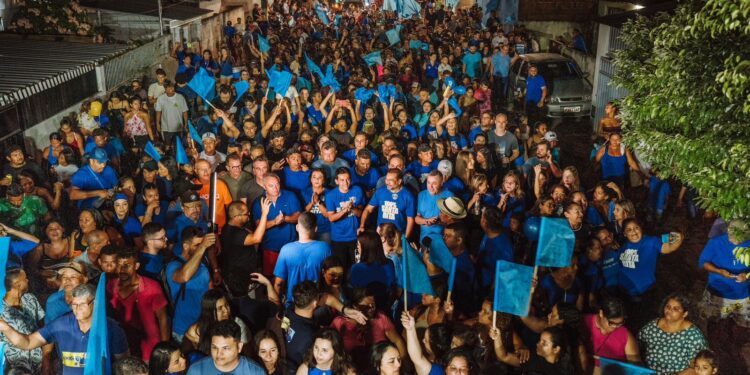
[{"left": 536, "top": 61, "right": 583, "bottom": 80}]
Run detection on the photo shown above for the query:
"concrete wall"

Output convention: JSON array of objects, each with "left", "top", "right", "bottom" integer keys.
[{"left": 87, "top": 9, "right": 163, "bottom": 42}]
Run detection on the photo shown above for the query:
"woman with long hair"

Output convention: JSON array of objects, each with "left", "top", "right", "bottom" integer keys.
[
  {"left": 69, "top": 208, "right": 106, "bottom": 257},
  {"left": 254, "top": 330, "right": 285, "bottom": 375},
  {"left": 296, "top": 328, "right": 356, "bottom": 375},
  {"left": 314, "top": 256, "right": 347, "bottom": 326},
  {"left": 112, "top": 193, "right": 143, "bottom": 248},
  {"left": 490, "top": 325, "right": 574, "bottom": 375},
  {"left": 348, "top": 230, "right": 396, "bottom": 312},
  {"left": 497, "top": 171, "right": 525, "bottom": 229},
  {"left": 370, "top": 341, "right": 402, "bottom": 375},
  {"left": 183, "top": 289, "right": 251, "bottom": 356},
  {"left": 149, "top": 341, "right": 187, "bottom": 375},
  {"left": 561, "top": 166, "right": 582, "bottom": 193}
]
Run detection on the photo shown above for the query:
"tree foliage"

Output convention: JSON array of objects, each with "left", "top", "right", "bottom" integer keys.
[{"left": 614, "top": 0, "right": 750, "bottom": 225}]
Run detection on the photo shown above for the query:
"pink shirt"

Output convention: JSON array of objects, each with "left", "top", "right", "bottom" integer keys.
[
  {"left": 584, "top": 313, "right": 630, "bottom": 367},
  {"left": 331, "top": 311, "right": 395, "bottom": 353},
  {"left": 107, "top": 275, "right": 168, "bottom": 361}
]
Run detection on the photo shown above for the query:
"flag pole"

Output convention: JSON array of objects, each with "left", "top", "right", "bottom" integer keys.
[
  {"left": 209, "top": 171, "right": 217, "bottom": 233},
  {"left": 492, "top": 311, "right": 497, "bottom": 329},
  {"left": 402, "top": 236, "right": 408, "bottom": 312},
  {"left": 526, "top": 266, "right": 538, "bottom": 313}
]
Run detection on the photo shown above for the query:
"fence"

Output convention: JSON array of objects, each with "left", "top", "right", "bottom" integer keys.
[{"left": 102, "top": 35, "right": 171, "bottom": 91}]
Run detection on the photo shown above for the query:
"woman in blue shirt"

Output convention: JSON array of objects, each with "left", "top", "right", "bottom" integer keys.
[
  {"left": 303, "top": 169, "right": 331, "bottom": 244},
  {"left": 218, "top": 46, "right": 234, "bottom": 85},
  {"left": 348, "top": 231, "right": 396, "bottom": 312},
  {"left": 112, "top": 193, "right": 143, "bottom": 247}
]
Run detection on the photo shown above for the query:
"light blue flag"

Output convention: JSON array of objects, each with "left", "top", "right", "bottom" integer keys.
[
  {"left": 599, "top": 357, "right": 656, "bottom": 375},
  {"left": 0, "top": 342, "right": 5, "bottom": 373},
  {"left": 409, "top": 40, "right": 429, "bottom": 51},
  {"left": 314, "top": 2, "right": 330, "bottom": 25},
  {"left": 535, "top": 217, "right": 575, "bottom": 268},
  {"left": 377, "top": 83, "right": 390, "bottom": 103},
  {"left": 0, "top": 237, "right": 9, "bottom": 300},
  {"left": 233, "top": 80, "right": 250, "bottom": 102},
  {"left": 175, "top": 136, "right": 189, "bottom": 165},
  {"left": 320, "top": 65, "right": 340, "bottom": 93},
  {"left": 386, "top": 28, "right": 400, "bottom": 46},
  {"left": 187, "top": 68, "right": 216, "bottom": 103},
  {"left": 258, "top": 35, "right": 270, "bottom": 53},
  {"left": 426, "top": 234, "right": 455, "bottom": 273},
  {"left": 444, "top": 76, "right": 456, "bottom": 88},
  {"left": 144, "top": 141, "right": 161, "bottom": 162},
  {"left": 84, "top": 274, "right": 110, "bottom": 375},
  {"left": 448, "top": 97, "right": 463, "bottom": 117},
  {"left": 296, "top": 76, "right": 312, "bottom": 92},
  {"left": 354, "top": 87, "right": 375, "bottom": 102},
  {"left": 453, "top": 85, "right": 467, "bottom": 95},
  {"left": 399, "top": 0, "right": 421, "bottom": 19},
  {"left": 305, "top": 53, "right": 324, "bottom": 79},
  {"left": 493, "top": 260, "right": 534, "bottom": 316},
  {"left": 188, "top": 120, "right": 203, "bottom": 148},
  {"left": 402, "top": 235, "right": 435, "bottom": 296},
  {"left": 363, "top": 51, "right": 382, "bottom": 66},
  {"left": 267, "top": 70, "right": 294, "bottom": 97},
  {"left": 447, "top": 257, "right": 457, "bottom": 293},
  {"left": 383, "top": 0, "right": 397, "bottom": 12}
]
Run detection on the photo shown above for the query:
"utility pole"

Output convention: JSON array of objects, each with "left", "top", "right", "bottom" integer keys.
[{"left": 157, "top": 0, "right": 164, "bottom": 35}]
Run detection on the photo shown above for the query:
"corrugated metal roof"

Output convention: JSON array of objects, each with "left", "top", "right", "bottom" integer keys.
[
  {"left": 81, "top": 0, "right": 212, "bottom": 21},
  {"left": 0, "top": 35, "right": 131, "bottom": 107}
]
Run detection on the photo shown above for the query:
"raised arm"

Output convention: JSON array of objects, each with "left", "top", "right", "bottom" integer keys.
[{"left": 400, "top": 312, "right": 433, "bottom": 375}]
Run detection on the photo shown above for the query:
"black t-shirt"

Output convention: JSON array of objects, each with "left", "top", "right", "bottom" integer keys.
[
  {"left": 520, "top": 354, "right": 562, "bottom": 375},
  {"left": 220, "top": 224, "right": 260, "bottom": 292},
  {"left": 285, "top": 310, "right": 318, "bottom": 375}
]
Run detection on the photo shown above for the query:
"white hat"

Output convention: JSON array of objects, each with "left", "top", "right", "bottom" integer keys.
[
  {"left": 543, "top": 131, "right": 558, "bottom": 142},
  {"left": 202, "top": 132, "right": 217, "bottom": 141},
  {"left": 437, "top": 159, "right": 452, "bottom": 178}
]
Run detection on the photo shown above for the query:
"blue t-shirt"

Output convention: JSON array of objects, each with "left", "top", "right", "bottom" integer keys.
[
  {"left": 586, "top": 206, "right": 604, "bottom": 227},
  {"left": 443, "top": 177, "right": 467, "bottom": 200},
  {"left": 400, "top": 124, "right": 418, "bottom": 141},
  {"left": 368, "top": 186, "right": 416, "bottom": 232},
  {"left": 348, "top": 261, "right": 396, "bottom": 308},
  {"left": 252, "top": 190, "right": 301, "bottom": 252},
  {"left": 113, "top": 215, "right": 142, "bottom": 244},
  {"left": 462, "top": 52, "right": 482, "bottom": 78},
  {"left": 134, "top": 200, "right": 171, "bottom": 227},
  {"left": 540, "top": 274, "right": 584, "bottom": 306},
  {"left": 617, "top": 235, "right": 663, "bottom": 296},
  {"left": 526, "top": 75, "right": 547, "bottom": 103},
  {"left": 406, "top": 160, "right": 439, "bottom": 187},
  {"left": 417, "top": 189, "right": 453, "bottom": 241},
  {"left": 447, "top": 134, "right": 468, "bottom": 151},
  {"left": 325, "top": 186, "right": 365, "bottom": 242},
  {"left": 282, "top": 167, "right": 312, "bottom": 199},
  {"left": 491, "top": 53, "right": 511, "bottom": 77},
  {"left": 45, "top": 290, "right": 70, "bottom": 324},
  {"left": 350, "top": 167, "right": 381, "bottom": 194},
  {"left": 302, "top": 187, "right": 331, "bottom": 234},
  {"left": 187, "top": 356, "right": 266, "bottom": 375},
  {"left": 342, "top": 148, "right": 378, "bottom": 164},
  {"left": 139, "top": 252, "right": 164, "bottom": 280},
  {"left": 273, "top": 241, "right": 332, "bottom": 302},
  {"left": 167, "top": 214, "right": 210, "bottom": 257},
  {"left": 479, "top": 232, "right": 514, "bottom": 287},
  {"left": 698, "top": 234, "right": 750, "bottom": 299},
  {"left": 501, "top": 195, "right": 525, "bottom": 229},
  {"left": 38, "top": 313, "right": 128, "bottom": 375},
  {"left": 166, "top": 256, "right": 210, "bottom": 335},
  {"left": 468, "top": 127, "right": 486, "bottom": 146},
  {"left": 70, "top": 165, "right": 118, "bottom": 209}
]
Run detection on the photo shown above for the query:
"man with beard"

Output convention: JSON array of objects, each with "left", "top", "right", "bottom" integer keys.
[{"left": 107, "top": 248, "right": 169, "bottom": 361}]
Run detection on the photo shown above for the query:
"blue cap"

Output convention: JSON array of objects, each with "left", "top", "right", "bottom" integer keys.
[
  {"left": 114, "top": 193, "right": 128, "bottom": 202},
  {"left": 87, "top": 148, "right": 108, "bottom": 163}
]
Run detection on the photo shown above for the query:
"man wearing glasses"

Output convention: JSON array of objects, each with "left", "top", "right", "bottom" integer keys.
[
  {"left": 140, "top": 222, "right": 169, "bottom": 280},
  {"left": 0, "top": 284, "right": 129, "bottom": 375},
  {"left": 221, "top": 153, "right": 252, "bottom": 200}
]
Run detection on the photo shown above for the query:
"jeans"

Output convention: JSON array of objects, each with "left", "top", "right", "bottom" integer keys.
[{"left": 492, "top": 75, "right": 508, "bottom": 109}]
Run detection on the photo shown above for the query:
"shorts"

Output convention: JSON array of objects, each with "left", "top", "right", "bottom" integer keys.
[
  {"left": 262, "top": 249, "right": 280, "bottom": 276},
  {"left": 700, "top": 289, "right": 750, "bottom": 327}
]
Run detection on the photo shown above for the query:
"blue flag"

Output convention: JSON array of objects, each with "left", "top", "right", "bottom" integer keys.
[
  {"left": 426, "top": 234, "right": 455, "bottom": 274},
  {"left": 409, "top": 40, "right": 429, "bottom": 51},
  {"left": 446, "top": 0, "right": 459, "bottom": 10},
  {"left": 267, "top": 69, "right": 294, "bottom": 97},
  {"left": 175, "top": 136, "right": 189, "bottom": 165},
  {"left": 493, "top": 260, "right": 534, "bottom": 316},
  {"left": 144, "top": 141, "right": 161, "bottom": 162},
  {"left": 448, "top": 96, "right": 463, "bottom": 117},
  {"left": 383, "top": 0, "right": 397, "bottom": 12},
  {"left": 0, "top": 237, "right": 9, "bottom": 300},
  {"left": 599, "top": 357, "right": 656, "bottom": 375},
  {"left": 305, "top": 53, "right": 324, "bottom": 79},
  {"left": 320, "top": 65, "right": 340, "bottom": 93},
  {"left": 386, "top": 28, "right": 401, "bottom": 46},
  {"left": 188, "top": 120, "right": 203, "bottom": 148},
  {"left": 447, "top": 257, "right": 457, "bottom": 293},
  {"left": 402, "top": 235, "right": 435, "bottom": 296},
  {"left": 84, "top": 274, "right": 110, "bottom": 375},
  {"left": 444, "top": 76, "right": 456, "bottom": 88},
  {"left": 363, "top": 51, "right": 383, "bottom": 66},
  {"left": 233, "top": 80, "right": 250, "bottom": 102},
  {"left": 187, "top": 68, "right": 216, "bottom": 103},
  {"left": 453, "top": 85, "right": 467, "bottom": 95},
  {"left": 399, "top": 0, "right": 421, "bottom": 19},
  {"left": 296, "top": 76, "right": 312, "bottom": 92},
  {"left": 314, "top": 2, "right": 330, "bottom": 25},
  {"left": 0, "top": 342, "right": 5, "bottom": 373},
  {"left": 377, "top": 83, "right": 390, "bottom": 103},
  {"left": 535, "top": 217, "right": 575, "bottom": 268},
  {"left": 354, "top": 87, "right": 375, "bottom": 102},
  {"left": 258, "top": 35, "right": 270, "bottom": 53}
]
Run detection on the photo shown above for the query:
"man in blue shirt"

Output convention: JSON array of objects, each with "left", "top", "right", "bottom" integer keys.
[
  {"left": 417, "top": 171, "right": 453, "bottom": 241},
  {"left": 478, "top": 207, "right": 515, "bottom": 288},
  {"left": 406, "top": 144, "right": 439, "bottom": 188},
  {"left": 489, "top": 44, "right": 519, "bottom": 108},
  {"left": 525, "top": 64, "right": 547, "bottom": 123},
  {"left": 274, "top": 212, "right": 332, "bottom": 304},
  {"left": 360, "top": 169, "right": 416, "bottom": 238},
  {"left": 462, "top": 45, "right": 482, "bottom": 79},
  {"left": 326, "top": 167, "right": 365, "bottom": 267},
  {"left": 187, "top": 320, "right": 266, "bottom": 375},
  {"left": 69, "top": 148, "right": 118, "bottom": 210},
  {"left": 253, "top": 173, "right": 301, "bottom": 276},
  {"left": 166, "top": 227, "right": 215, "bottom": 341},
  {"left": 350, "top": 149, "right": 381, "bottom": 199},
  {"left": 0, "top": 284, "right": 129, "bottom": 375}
]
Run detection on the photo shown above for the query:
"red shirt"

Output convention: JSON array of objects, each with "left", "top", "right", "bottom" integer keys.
[
  {"left": 331, "top": 311, "right": 394, "bottom": 353},
  {"left": 107, "top": 275, "right": 168, "bottom": 361}
]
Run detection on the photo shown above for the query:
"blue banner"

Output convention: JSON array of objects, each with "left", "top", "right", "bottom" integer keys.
[
  {"left": 187, "top": 68, "right": 216, "bottom": 103},
  {"left": 0, "top": 237, "right": 9, "bottom": 300},
  {"left": 426, "top": 234, "right": 455, "bottom": 274},
  {"left": 363, "top": 51, "right": 383, "bottom": 66},
  {"left": 267, "top": 70, "right": 294, "bottom": 97},
  {"left": 258, "top": 35, "right": 271, "bottom": 53},
  {"left": 447, "top": 257, "right": 457, "bottom": 293},
  {"left": 305, "top": 53, "right": 324, "bottom": 79},
  {"left": 83, "top": 274, "right": 110, "bottom": 375},
  {"left": 535, "top": 217, "right": 575, "bottom": 268},
  {"left": 386, "top": 28, "right": 401, "bottom": 46},
  {"left": 493, "top": 260, "right": 534, "bottom": 316},
  {"left": 144, "top": 140, "right": 161, "bottom": 162},
  {"left": 188, "top": 120, "right": 203, "bottom": 148},
  {"left": 402, "top": 235, "right": 435, "bottom": 296}
]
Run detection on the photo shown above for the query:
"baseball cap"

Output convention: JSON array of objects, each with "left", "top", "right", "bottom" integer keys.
[
  {"left": 437, "top": 197, "right": 467, "bottom": 220},
  {"left": 543, "top": 131, "right": 558, "bottom": 142},
  {"left": 143, "top": 160, "right": 159, "bottom": 171},
  {"left": 437, "top": 160, "right": 452, "bottom": 177},
  {"left": 53, "top": 262, "right": 86, "bottom": 276},
  {"left": 113, "top": 193, "right": 128, "bottom": 202},
  {"left": 202, "top": 132, "right": 216, "bottom": 142},
  {"left": 181, "top": 190, "right": 201, "bottom": 204},
  {"left": 298, "top": 143, "right": 314, "bottom": 155},
  {"left": 87, "top": 148, "right": 108, "bottom": 163}
]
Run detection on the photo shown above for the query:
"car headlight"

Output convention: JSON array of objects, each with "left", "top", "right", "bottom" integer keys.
[
  {"left": 548, "top": 97, "right": 560, "bottom": 104},
  {"left": 583, "top": 94, "right": 592, "bottom": 101}
]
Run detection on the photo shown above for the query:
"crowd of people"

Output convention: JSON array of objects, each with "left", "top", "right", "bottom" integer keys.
[{"left": 0, "top": 1, "right": 744, "bottom": 374}]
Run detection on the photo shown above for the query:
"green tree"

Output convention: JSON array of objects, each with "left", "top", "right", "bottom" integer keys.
[{"left": 614, "top": 0, "right": 750, "bottom": 226}]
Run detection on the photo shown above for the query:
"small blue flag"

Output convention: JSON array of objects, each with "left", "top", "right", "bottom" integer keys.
[
  {"left": 386, "top": 28, "right": 400, "bottom": 46},
  {"left": 187, "top": 68, "right": 216, "bottom": 103},
  {"left": 258, "top": 35, "right": 270, "bottom": 53},
  {"left": 144, "top": 141, "right": 161, "bottom": 162},
  {"left": 448, "top": 96, "right": 463, "bottom": 117},
  {"left": 296, "top": 76, "right": 312, "bottom": 92},
  {"left": 188, "top": 120, "right": 203, "bottom": 148},
  {"left": 0, "top": 237, "right": 9, "bottom": 300},
  {"left": 447, "top": 257, "right": 457, "bottom": 293},
  {"left": 446, "top": 0, "right": 459, "bottom": 10},
  {"left": 402, "top": 235, "right": 435, "bottom": 296},
  {"left": 83, "top": 274, "right": 110, "bottom": 375},
  {"left": 175, "top": 136, "right": 189, "bottom": 165},
  {"left": 233, "top": 80, "right": 250, "bottom": 101},
  {"left": 453, "top": 85, "right": 467, "bottom": 95},
  {"left": 320, "top": 65, "right": 340, "bottom": 93},
  {"left": 363, "top": 51, "right": 383, "bottom": 67},
  {"left": 377, "top": 83, "right": 390, "bottom": 103},
  {"left": 599, "top": 357, "right": 656, "bottom": 375},
  {"left": 399, "top": 0, "right": 421, "bottom": 19},
  {"left": 383, "top": 0, "right": 397, "bottom": 12},
  {"left": 493, "top": 260, "right": 534, "bottom": 316},
  {"left": 305, "top": 53, "right": 324, "bottom": 79},
  {"left": 409, "top": 40, "right": 429, "bottom": 51},
  {"left": 444, "top": 76, "right": 456, "bottom": 88},
  {"left": 426, "top": 234, "right": 455, "bottom": 274},
  {"left": 354, "top": 87, "right": 375, "bottom": 102},
  {"left": 314, "top": 2, "right": 330, "bottom": 25},
  {"left": 267, "top": 69, "right": 294, "bottom": 97},
  {"left": 535, "top": 217, "right": 575, "bottom": 268},
  {"left": 0, "top": 342, "right": 5, "bottom": 373}
]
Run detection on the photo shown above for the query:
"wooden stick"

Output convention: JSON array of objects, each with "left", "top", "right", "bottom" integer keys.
[
  {"left": 492, "top": 311, "right": 497, "bottom": 329},
  {"left": 446, "top": 291, "right": 452, "bottom": 305}
]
